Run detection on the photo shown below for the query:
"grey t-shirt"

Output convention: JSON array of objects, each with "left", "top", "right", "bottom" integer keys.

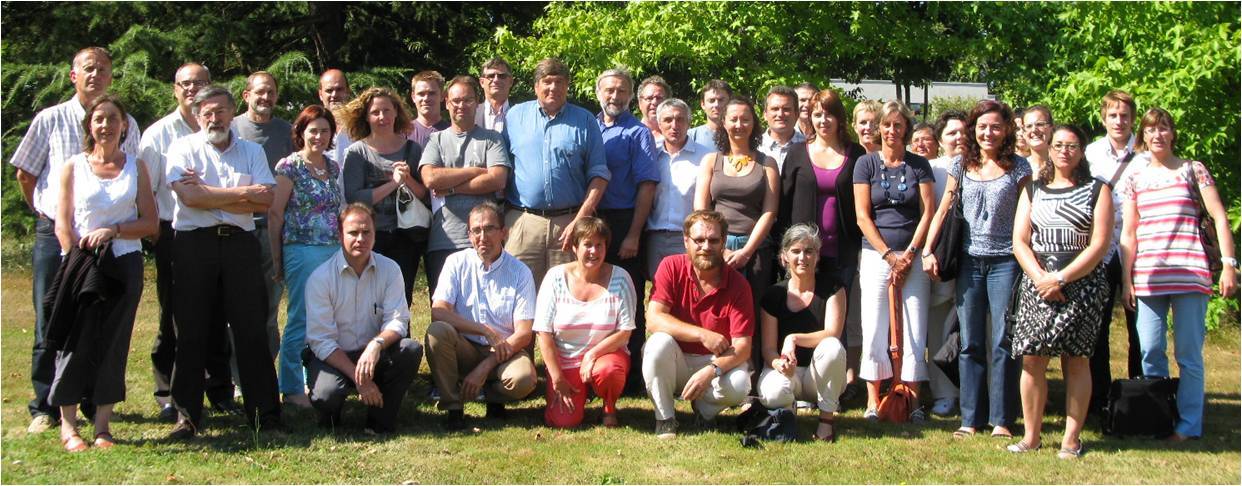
[
  {"left": 232, "top": 115, "right": 293, "bottom": 171},
  {"left": 343, "top": 140, "right": 423, "bottom": 233},
  {"left": 417, "top": 126, "right": 511, "bottom": 252},
  {"left": 951, "top": 155, "right": 1032, "bottom": 257},
  {"left": 852, "top": 151, "right": 935, "bottom": 252}
]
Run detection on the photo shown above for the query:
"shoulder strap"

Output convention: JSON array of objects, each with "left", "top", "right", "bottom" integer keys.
[
  {"left": 1107, "top": 151, "right": 1135, "bottom": 187},
  {"left": 1182, "top": 161, "right": 1209, "bottom": 218},
  {"left": 1025, "top": 180, "right": 1037, "bottom": 202}
]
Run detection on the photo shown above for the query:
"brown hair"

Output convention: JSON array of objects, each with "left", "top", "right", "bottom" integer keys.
[
  {"left": 337, "top": 202, "right": 375, "bottom": 234},
  {"left": 446, "top": 75, "right": 481, "bottom": 102},
  {"left": 961, "top": 99, "right": 1016, "bottom": 171},
  {"left": 1039, "top": 124, "right": 1093, "bottom": 185},
  {"left": 81, "top": 95, "right": 129, "bottom": 152},
  {"left": 291, "top": 105, "right": 337, "bottom": 151},
  {"left": 246, "top": 71, "right": 278, "bottom": 91},
  {"left": 570, "top": 216, "right": 611, "bottom": 249},
  {"left": 1100, "top": 90, "right": 1137, "bottom": 122},
  {"left": 411, "top": 70, "right": 445, "bottom": 91},
  {"left": 809, "top": 89, "right": 851, "bottom": 143},
  {"left": 342, "top": 87, "right": 413, "bottom": 140},
  {"left": 1135, "top": 107, "right": 1178, "bottom": 152},
  {"left": 533, "top": 58, "right": 570, "bottom": 83},
  {"left": 683, "top": 209, "right": 728, "bottom": 237},
  {"left": 714, "top": 96, "right": 762, "bottom": 154}
]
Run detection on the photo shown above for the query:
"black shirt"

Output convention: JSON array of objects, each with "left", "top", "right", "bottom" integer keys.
[{"left": 760, "top": 279, "right": 829, "bottom": 365}]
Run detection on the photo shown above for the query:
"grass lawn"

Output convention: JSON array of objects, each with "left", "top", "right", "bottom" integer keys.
[{"left": 1, "top": 262, "right": 1238, "bottom": 484}]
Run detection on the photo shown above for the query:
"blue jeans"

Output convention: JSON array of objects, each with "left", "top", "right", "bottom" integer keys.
[
  {"left": 1136, "top": 292, "right": 1209, "bottom": 437},
  {"left": 280, "top": 244, "right": 339, "bottom": 395},
  {"left": 955, "top": 255, "right": 1020, "bottom": 429},
  {"left": 30, "top": 217, "right": 63, "bottom": 418}
]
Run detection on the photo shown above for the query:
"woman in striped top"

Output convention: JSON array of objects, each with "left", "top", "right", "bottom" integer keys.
[
  {"left": 534, "top": 217, "right": 637, "bottom": 429},
  {"left": 1120, "top": 108, "right": 1237, "bottom": 442},
  {"left": 1010, "top": 125, "right": 1113, "bottom": 458}
]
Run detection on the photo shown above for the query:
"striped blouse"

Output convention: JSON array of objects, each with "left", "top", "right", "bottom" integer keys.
[
  {"left": 1029, "top": 179, "right": 1100, "bottom": 255},
  {"left": 532, "top": 264, "right": 637, "bottom": 369},
  {"left": 1120, "top": 160, "right": 1215, "bottom": 296}
]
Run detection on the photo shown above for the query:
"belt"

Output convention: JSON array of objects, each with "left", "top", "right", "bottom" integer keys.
[
  {"left": 510, "top": 204, "right": 579, "bottom": 217},
  {"left": 1038, "top": 251, "right": 1081, "bottom": 272},
  {"left": 189, "top": 224, "right": 247, "bottom": 237}
]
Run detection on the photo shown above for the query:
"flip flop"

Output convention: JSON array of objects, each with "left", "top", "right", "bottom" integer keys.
[
  {"left": 990, "top": 427, "right": 1014, "bottom": 439},
  {"left": 1007, "top": 440, "right": 1041, "bottom": 453},
  {"left": 1057, "top": 443, "right": 1083, "bottom": 460},
  {"left": 952, "top": 427, "right": 976, "bottom": 439},
  {"left": 61, "top": 433, "right": 88, "bottom": 453},
  {"left": 813, "top": 416, "right": 837, "bottom": 443},
  {"left": 93, "top": 432, "right": 116, "bottom": 449}
]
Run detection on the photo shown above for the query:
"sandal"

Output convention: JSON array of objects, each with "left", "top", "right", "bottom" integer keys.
[
  {"left": 952, "top": 427, "right": 976, "bottom": 439},
  {"left": 61, "top": 432, "right": 88, "bottom": 453},
  {"left": 93, "top": 432, "right": 116, "bottom": 449},
  {"left": 990, "top": 426, "right": 1014, "bottom": 439},
  {"left": 863, "top": 408, "right": 879, "bottom": 422},
  {"left": 1057, "top": 442, "right": 1083, "bottom": 460},
  {"left": 813, "top": 415, "right": 837, "bottom": 443},
  {"left": 1006, "top": 440, "right": 1042, "bottom": 453}
]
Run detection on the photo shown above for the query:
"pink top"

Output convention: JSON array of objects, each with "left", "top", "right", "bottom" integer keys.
[
  {"left": 532, "top": 265, "right": 637, "bottom": 369},
  {"left": 1120, "top": 160, "right": 1215, "bottom": 296}
]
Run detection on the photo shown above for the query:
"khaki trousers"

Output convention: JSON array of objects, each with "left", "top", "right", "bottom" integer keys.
[{"left": 425, "top": 321, "right": 537, "bottom": 410}]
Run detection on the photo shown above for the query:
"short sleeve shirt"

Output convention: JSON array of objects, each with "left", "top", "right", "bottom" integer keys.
[
  {"left": 532, "top": 265, "right": 637, "bottom": 369},
  {"left": 650, "top": 254, "right": 755, "bottom": 355},
  {"left": 432, "top": 249, "right": 537, "bottom": 346},
  {"left": 852, "top": 151, "right": 935, "bottom": 251},
  {"left": 273, "top": 152, "right": 342, "bottom": 245},
  {"left": 1120, "top": 160, "right": 1215, "bottom": 296},
  {"left": 165, "top": 131, "right": 276, "bottom": 231},
  {"left": 417, "top": 126, "right": 511, "bottom": 252},
  {"left": 138, "top": 111, "right": 196, "bottom": 221},
  {"left": 760, "top": 279, "right": 828, "bottom": 365}
]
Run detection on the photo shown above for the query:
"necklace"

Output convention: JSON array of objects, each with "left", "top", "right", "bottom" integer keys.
[{"left": 728, "top": 153, "right": 753, "bottom": 172}]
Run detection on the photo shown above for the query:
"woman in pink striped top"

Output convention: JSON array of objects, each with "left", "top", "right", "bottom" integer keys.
[
  {"left": 1120, "top": 108, "right": 1237, "bottom": 442},
  {"left": 534, "top": 217, "right": 637, "bottom": 428}
]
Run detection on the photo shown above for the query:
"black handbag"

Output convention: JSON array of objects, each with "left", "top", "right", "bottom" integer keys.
[
  {"left": 736, "top": 398, "right": 797, "bottom": 445},
  {"left": 932, "top": 319, "right": 961, "bottom": 388},
  {"left": 931, "top": 163, "right": 966, "bottom": 281},
  {"left": 1102, "top": 376, "right": 1180, "bottom": 438}
]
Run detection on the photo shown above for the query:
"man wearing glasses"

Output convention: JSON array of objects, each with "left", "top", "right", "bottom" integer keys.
[
  {"left": 475, "top": 58, "right": 514, "bottom": 133},
  {"left": 425, "top": 201, "right": 538, "bottom": 430},
  {"left": 138, "top": 63, "right": 242, "bottom": 422}
]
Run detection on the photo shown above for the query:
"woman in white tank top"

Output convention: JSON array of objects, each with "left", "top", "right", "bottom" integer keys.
[{"left": 50, "top": 95, "right": 156, "bottom": 452}]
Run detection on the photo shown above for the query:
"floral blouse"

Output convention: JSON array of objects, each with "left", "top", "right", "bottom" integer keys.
[{"left": 274, "top": 152, "right": 342, "bottom": 246}]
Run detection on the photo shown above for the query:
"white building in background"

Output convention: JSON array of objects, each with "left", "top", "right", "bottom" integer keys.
[{"left": 829, "top": 79, "right": 993, "bottom": 115}]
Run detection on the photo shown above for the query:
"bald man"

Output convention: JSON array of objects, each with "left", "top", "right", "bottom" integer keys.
[
  {"left": 9, "top": 46, "right": 142, "bottom": 433},
  {"left": 318, "top": 69, "right": 354, "bottom": 173}
]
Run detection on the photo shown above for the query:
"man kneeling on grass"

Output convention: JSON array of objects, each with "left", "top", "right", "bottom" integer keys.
[
  {"left": 303, "top": 203, "right": 424, "bottom": 434},
  {"left": 644, "top": 210, "right": 754, "bottom": 439}
]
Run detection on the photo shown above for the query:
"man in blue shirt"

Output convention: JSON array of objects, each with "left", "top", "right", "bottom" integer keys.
[
  {"left": 686, "top": 79, "right": 732, "bottom": 150},
  {"left": 502, "top": 58, "right": 610, "bottom": 287},
  {"left": 595, "top": 68, "right": 660, "bottom": 394}
]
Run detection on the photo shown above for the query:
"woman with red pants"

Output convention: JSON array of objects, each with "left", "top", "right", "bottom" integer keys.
[{"left": 534, "top": 217, "right": 636, "bottom": 428}]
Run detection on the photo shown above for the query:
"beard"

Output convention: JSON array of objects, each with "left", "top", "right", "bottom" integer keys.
[
  {"left": 252, "top": 103, "right": 273, "bottom": 116},
  {"left": 602, "top": 103, "right": 626, "bottom": 118},
  {"left": 205, "top": 127, "right": 230, "bottom": 145},
  {"left": 691, "top": 252, "right": 723, "bottom": 271}
]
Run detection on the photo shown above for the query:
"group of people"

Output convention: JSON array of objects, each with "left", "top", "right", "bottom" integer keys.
[{"left": 13, "top": 46, "right": 1236, "bottom": 457}]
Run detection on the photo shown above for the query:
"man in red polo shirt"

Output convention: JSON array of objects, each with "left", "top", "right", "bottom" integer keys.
[{"left": 643, "top": 209, "right": 754, "bottom": 439}]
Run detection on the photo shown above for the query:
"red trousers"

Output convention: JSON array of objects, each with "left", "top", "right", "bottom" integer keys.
[{"left": 543, "top": 350, "right": 629, "bottom": 428}]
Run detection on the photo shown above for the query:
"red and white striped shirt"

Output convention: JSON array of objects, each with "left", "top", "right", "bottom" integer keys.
[
  {"left": 532, "top": 264, "right": 636, "bottom": 369},
  {"left": 1121, "top": 160, "right": 1215, "bottom": 296}
]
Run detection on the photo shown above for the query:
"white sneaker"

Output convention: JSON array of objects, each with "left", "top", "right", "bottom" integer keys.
[{"left": 27, "top": 414, "right": 55, "bottom": 434}]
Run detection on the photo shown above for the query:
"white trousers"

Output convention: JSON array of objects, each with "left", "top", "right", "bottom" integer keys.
[
  {"left": 757, "top": 337, "right": 847, "bottom": 413},
  {"left": 642, "top": 332, "right": 751, "bottom": 421},
  {"left": 858, "top": 248, "right": 930, "bottom": 382}
]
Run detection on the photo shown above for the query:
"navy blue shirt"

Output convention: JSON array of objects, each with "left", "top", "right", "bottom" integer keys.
[{"left": 597, "top": 111, "right": 660, "bottom": 210}]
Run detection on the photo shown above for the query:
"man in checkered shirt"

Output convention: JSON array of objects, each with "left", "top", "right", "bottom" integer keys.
[{"left": 8, "top": 46, "right": 141, "bottom": 434}]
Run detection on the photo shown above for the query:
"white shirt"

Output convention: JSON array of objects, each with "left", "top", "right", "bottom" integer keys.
[
  {"left": 68, "top": 153, "right": 142, "bottom": 257},
  {"left": 648, "top": 139, "right": 709, "bottom": 232},
  {"left": 475, "top": 99, "right": 510, "bottom": 133},
  {"left": 760, "top": 130, "right": 806, "bottom": 174},
  {"left": 1086, "top": 134, "right": 1137, "bottom": 263},
  {"left": 165, "top": 130, "right": 275, "bottom": 231},
  {"left": 8, "top": 97, "right": 141, "bottom": 219},
  {"left": 138, "top": 110, "right": 196, "bottom": 221},
  {"left": 432, "top": 248, "right": 536, "bottom": 346},
  {"left": 305, "top": 250, "right": 410, "bottom": 360},
  {"left": 328, "top": 130, "right": 355, "bottom": 191}
]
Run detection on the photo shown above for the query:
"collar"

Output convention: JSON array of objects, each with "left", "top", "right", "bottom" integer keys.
[
  {"left": 486, "top": 99, "right": 509, "bottom": 115},
  {"left": 196, "top": 128, "right": 238, "bottom": 155},
  {"left": 597, "top": 110, "right": 637, "bottom": 128},
  {"left": 762, "top": 130, "right": 803, "bottom": 149},
  {"left": 336, "top": 250, "right": 376, "bottom": 277},
  {"left": 1107, "top": 134, "right": 1136, "bottom": 159},
  {"left": 468, "top": 249, "right": 509, "bottom": 273},
  {"left": 661, "top": 138, "right": 699, "bottom": 157}
]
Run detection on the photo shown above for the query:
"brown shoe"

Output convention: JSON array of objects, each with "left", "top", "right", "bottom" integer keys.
[{"left": 93, "top": 432, "right": 116, "bottom": 449}]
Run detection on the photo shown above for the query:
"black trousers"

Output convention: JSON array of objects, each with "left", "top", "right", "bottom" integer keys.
[
  {"left": 599, "top": 209, "right": 648, "bottom": 393},
  {"left": 373, "top": 230, "right": 426, "bottom": 305},
  {"left": 304, "top": 339, "right": 423, "bottom": 433},
  {"left": 169, "top": 227, "right": 280, "bottom": 428},
  {"left": 149, "top": 220, "right": 235, "bottom": 406},
  {"left": 1091, "top": 255, "right": 1141, "bottom": 411},
  {"left": 49, "top": 252, "right": 143, "bottom": 406}
]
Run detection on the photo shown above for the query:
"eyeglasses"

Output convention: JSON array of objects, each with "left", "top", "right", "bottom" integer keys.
[
  {"left": 176, "top": 79, "right": 209, "bottom": 90},
  {"left": 469, "top": 224, "right": 501, "bottom": 236},
  {"left": 1051, "top": 143, "right": 1082, "bottom": 152},
  {"left": 879, "top": 165, "right": 908, "bottom": 204},
  {"left": 481, "top": 72, "right": 511, "bottom": 81},
  {"left": 1023, "top": 121, "right": 1051, "bottom": 131},
  {"left": 640, "top": 95, "right": 665, "bottom": 103}
]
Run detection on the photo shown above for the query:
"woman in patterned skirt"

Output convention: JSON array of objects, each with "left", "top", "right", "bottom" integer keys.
[{"left": 1009, "top": 125, "right": 1113, "bottom": 459}]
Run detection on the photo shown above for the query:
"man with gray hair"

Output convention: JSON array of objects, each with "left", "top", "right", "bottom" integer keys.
[
  {"left": 164, "top": 85, "right": 283, "bottom": 439},
  {"left": 502, "top": 57, "right": 609, "bottom": 288},
  {"left": 9, "top": 46, "right": 141, "bottom": 434},
  {"left": 595, "top": 68, "right": 660, "bottom": 394},
  {"left": 140, "top": 63, "right": 240, "bottom": 421},
  {"left": 760, "top": 85, "right": 806, "bottom": 174},
  {"left": 636, "top": 75, "right": 671, "bottom": 138},
  {"left": 476, "top": 57, "right": 514, "bottom": 132}
]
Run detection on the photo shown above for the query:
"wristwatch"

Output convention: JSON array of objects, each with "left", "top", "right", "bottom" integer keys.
[
  {"left": 710, "top": 363, "right": 723, "bottom": 378},
  {"left": 371, "top": 336, "right": 386, "bottom": 347},
  {"left": 1222, "top": 257, "right": 1239, "bottom": 269},
  {"left": 1054, "top": 272, "right": 1066, "bottom": 286}
]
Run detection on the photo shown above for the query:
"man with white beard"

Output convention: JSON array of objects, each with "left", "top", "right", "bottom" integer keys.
[
  {"left": 164, "top": 86, "right": 283, "bottom": 439},
  {"left": 233, "top": 71, "right": 293, "bottom": 362},
  {"left": 594, "top": 68, "right": 660, "bottom": 394}
]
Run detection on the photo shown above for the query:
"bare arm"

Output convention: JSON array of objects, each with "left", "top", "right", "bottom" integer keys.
[
  {"left": 760, "top": 308, "right": 780, "bottom": 364},
  {"left": 908, "top": 181, "right": 938, "bottom": 252},
  {"left": 647, "top": 299, "right": 729, "bottom": 355},
  {"left": 16, "top": 168, "right": 38, "bottom": 211},
  {"left": 739, "top": 160, "right": 780, "bottom": 258},
  {"left": 922, "top": 174, "right": 959, "bottom": 256},
  {"left": 1200, "top": 183, "right": 1239, "bottom": 296},
  {"left": 421, "top": 165, "right": 486, "bottom": 191},
  {"left": 1059, "top": 185, "right": 1114, "bottom": 282},
  {"left": 267, "top": 176, "right": 294, "bottom": 281},
  {"left": 558, "top": 176, "right": 609, "bottom": 251},
  {"left": 122, "top": 160, "right": 159, "bottom": 239},
  {"left": 1120, "top": 197, "right": 1140, "bottom": 310},
  {"left": 55, "top": 164, "right": 76, "bottom": 252},
  {"left": 453, "top": 166, "right": 508, "bottom": 195}
]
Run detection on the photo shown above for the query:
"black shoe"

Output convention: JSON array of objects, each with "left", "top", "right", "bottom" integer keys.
[
  {"left": 485, "top": 403, "right": 508, "bottom": 420},
  {"left": 211, "top": 400, "right": 244, "bottom": 417},
  {"left": 443, "top": 410, "right": 466, "bottom": 431},
  {"left": 257, "top": 418, "right": 289, "bottom": 436},
  {"left": 168, "top": 420, "right": 197, "bottom": 440},
  {"left": 158, "top": 404, "right": 177, "bottom": 422}
]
